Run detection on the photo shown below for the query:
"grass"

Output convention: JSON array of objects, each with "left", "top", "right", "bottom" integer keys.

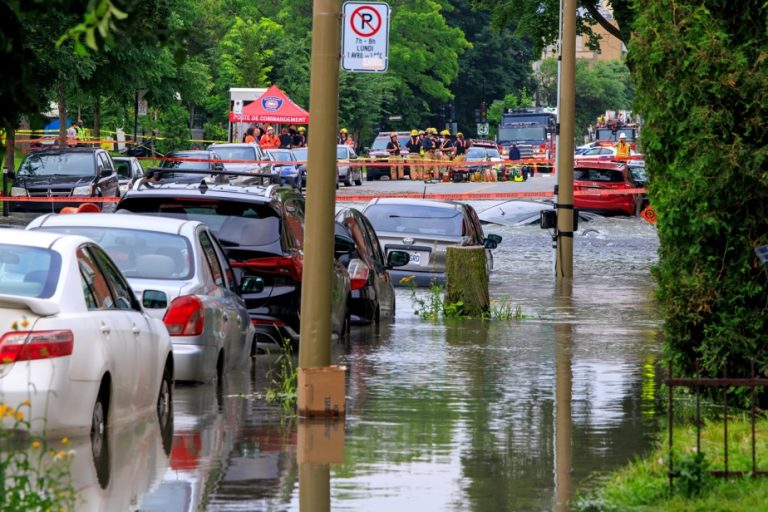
[{"left": 574, "top": 413, "right": 768, "bottom": 511}]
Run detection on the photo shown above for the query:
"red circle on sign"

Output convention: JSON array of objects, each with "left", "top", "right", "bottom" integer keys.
[{"left": 350, "top": 6, "right": 382, "bottom": 38}]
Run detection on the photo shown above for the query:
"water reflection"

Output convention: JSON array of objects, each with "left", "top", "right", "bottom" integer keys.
[{"left": 61, "top": 215, "right": 661, "bottom": 511}]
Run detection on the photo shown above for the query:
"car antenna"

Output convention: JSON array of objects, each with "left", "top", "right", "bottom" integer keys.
[
  {"left": 199, "top": 180, "right": 208, "bottom": 193},
  {"left": 422, "top": 185, "right": 427, "bottom": 199}
]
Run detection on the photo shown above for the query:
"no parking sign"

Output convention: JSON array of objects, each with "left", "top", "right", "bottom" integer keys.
[{"left": 342, "top": 2, "right": 390, "bottom": 72}]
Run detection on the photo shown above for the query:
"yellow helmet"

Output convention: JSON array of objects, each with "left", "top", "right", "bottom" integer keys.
[
  {"left": 410, "top": 129, "right": 418, "bottom": 136},
  {"left": 340, "top": 128, "right": 348, "bottom": 134},
  {"left": 456, "top": 132, "right": 463, "bottom": 138},
  {"left": 441, "top": 129, "right": 450, "bottom": 136},
  {"left": 298, "top": 126, "right": 305, "bottom": 132}
]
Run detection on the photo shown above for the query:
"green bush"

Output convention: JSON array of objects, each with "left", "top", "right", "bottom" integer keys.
[
  {"left": 156, "top": 103, "right": 191, "bottom": 155},
  {"left": 629, "top": 3, "right": 768, "bottom": 384}
]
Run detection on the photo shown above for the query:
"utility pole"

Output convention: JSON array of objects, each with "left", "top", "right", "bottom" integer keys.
[{"left": 555, "top": 0, "right": 576, "bottom": 279}]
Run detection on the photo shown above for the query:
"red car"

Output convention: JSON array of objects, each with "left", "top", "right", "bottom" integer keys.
[{"left": 573, "top": 161, "right": 642, "bottom": 216}]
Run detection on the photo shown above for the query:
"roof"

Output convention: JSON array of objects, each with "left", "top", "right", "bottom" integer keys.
[
  {"left": 573, "top": 160, "right": 628, "bottom": 171},
  {"left": 364, "top": 197, "right": 462, "bottom": 210},
  {"left": 0, "top": 228, "right": 71, "bottom": 249},
  {"left": 31, "top": 212, "right": 202, "bottom": 235},
  {"left": 230, "top": 84, "right": 309, "bottom": 124},
  {"left": 121, "top": 181, "right": 280, "bottom": 203}
]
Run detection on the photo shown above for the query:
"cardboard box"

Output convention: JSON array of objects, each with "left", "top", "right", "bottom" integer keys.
[
  {"left": 297, "top": 419, "right": 345, "bottom": 464},
  {"left": 297, "top": 365, "right": 347, "bottom": 418}
]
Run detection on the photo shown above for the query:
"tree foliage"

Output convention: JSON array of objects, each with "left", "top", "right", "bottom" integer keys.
[{"left": 630, "top": 2, "right": 768, "bottom": 380}]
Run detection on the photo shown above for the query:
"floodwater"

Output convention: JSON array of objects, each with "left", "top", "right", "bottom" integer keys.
[{"left": 7, "top": 209, "right": 664, "bottom": 511}]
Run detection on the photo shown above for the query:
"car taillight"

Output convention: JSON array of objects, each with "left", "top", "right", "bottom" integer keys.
[
  {"left": 0, "top": 330, "right": 74, "bottom": 364},
  {"left": 231, "top": 254, "right": 303, "bottom": 282},
  {"left": 251, "top": 318, "right": 286, "bottom": 327},
  {"left": 348, "top": 259, "right": 370, "bottom": 291},
  {"left": 164, "top": 296, "right": 205, "bottom": 336}
]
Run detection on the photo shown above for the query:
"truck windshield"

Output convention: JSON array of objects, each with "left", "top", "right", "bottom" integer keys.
[
  {"left": 497, "top": 127, "right": 546, "bottom": 142},
  {"left": 18, "top": 152, "right": 94, "bottom": 177},
  {"left": 597, "top": 128, "right": 635, "bottom": 142}
]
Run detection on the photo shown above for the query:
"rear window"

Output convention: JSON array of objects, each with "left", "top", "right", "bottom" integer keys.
[
  {"left": 364, "top": 204, "right": 463, "bottom": 237},
  {"left": 161, "top": 154, "right": 211, "bottom": 170},
  {"left": 575, "top": 168, "right": 626, "bottom": 182},
  {"left": 114, "top": 160, "right": 132, "bottom": 179},
  {"left": 210, "top": 147, "right": 257, "bottom": 162},
  {"left": 118, "top": 198, "right": 282, "bottom": 248},
  {"left": 34, "top": 227, "right": 193, "bottom": 280},
  {"left": 0, "top": 245, "right": 61, "bottom": 298}
]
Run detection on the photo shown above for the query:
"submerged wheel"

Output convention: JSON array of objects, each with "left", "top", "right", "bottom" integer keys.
[{"left": 157, "top": 364, "right": 172, "bottom": 428}]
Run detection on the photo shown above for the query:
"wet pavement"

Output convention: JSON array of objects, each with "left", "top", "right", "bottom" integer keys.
[{"left": 2, "top": 206, "right": 663, "bottom": 511}]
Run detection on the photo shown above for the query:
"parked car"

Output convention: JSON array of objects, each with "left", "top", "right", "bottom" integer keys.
[
  {"left": 453, "top": 142, "right": 510, "bottom": 182},
  {"left": 113, "top": 156, "right": 145, "bottom": 196},
  {"left": 26, "top": 213, "right": 255, "bottom": 383},
  {"left": 365, "top": 131, "right": 411, "bottom": 181},
  {"left": 207, "top": 143, "right": 268, "bottom": 174},
  {"left": 8, "top": 147, "right": 120, "bottom": 213},
  {"left": 336, "top": 145, "right": 363, "bottom": 187},
  {"left": 115, "top": 180, "right": 351, "bottom": 349},
  {"left": 0, "top": 229, "right": 173, "bottom": 438},
  {"left": 573, "top": 145, "right": 640, "bottom": 160},
  {"left": 573, "top": 161, "right": 643, "bottom": 216},
  {"left": 264, "top": 149, "right": 301, "bottom": 189},
  {"left": 335, "top": 207, "right": 410, "bottom": 324},
  {"left": 291, "top": 147, "right": 308, "bottom": 189},
  {"left": 153, "top": 150, "right": 225, "bottom": 183},
  {"left": 361, "top": 198, "right": 502, "bottom": 287}
]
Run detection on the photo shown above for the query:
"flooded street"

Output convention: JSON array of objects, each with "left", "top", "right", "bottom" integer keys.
[{"left": 7, "top": 207, "right": 663, "bottom": 511}]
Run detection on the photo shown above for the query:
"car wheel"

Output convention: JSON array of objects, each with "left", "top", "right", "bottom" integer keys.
[
  {"left": 216, "top": 350, "right": 224, "bottom": 382},
  {"left": 157, "top": 364, "right": 172, "bottom": 430},
  {"left": 91, "top": 385, "right": 109, "bottom": 488}
]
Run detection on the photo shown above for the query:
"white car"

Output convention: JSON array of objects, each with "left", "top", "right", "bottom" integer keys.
[
  {"left": 573, "top": 145, "right": 640, "bottom": 160},
  {"left": 0, "top": 229, "right": 173, "bottom": 438},
  {"left": 27, "top": 213, "right": 256, "bottom": 384}
]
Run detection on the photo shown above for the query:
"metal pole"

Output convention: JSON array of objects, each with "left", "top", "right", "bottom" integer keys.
[
  {"left": 299, "top": 0, "right": 341, "bottom": 369},
  {"left": 133, "top": 90, "right": 139, "bottom": 146},
  {"left": 555, "top": 0, "right": 576, "bottom": 279},
  {"left": 554, "top": 279, "right": 573, "bottom": 511}
]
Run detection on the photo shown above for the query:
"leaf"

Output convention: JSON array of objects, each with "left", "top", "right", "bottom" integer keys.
[
  {"left": 110, "top": 5, "right": 128, "bottom": 21},
  {"left": 85, "top": 28, "right": 97, "bottom": 50}
]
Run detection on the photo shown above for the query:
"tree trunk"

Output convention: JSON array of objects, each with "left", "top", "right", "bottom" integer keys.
[
  {"left": 445, "top": 246, "right": 489, "bottom": 317},
  {"left": 93, "top": 96, "right": 101, "bottom": 140},
  {"left": 58, "top": 85, "right": 67, "bottom": 147},
  {"left": 3, "top": 125, "right": 15, "bottom": 172}
]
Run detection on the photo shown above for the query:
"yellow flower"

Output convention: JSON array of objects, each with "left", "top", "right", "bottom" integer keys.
[
  {"left": 15, "top": 410, "right": 23, "bottom": 421},
  {"left": 20, "top": 317, "right": 29, "bottom": 328},
  {"left": 0, "top": 404, "right": 7, "bottom": 417},
  {"left": 32, "top": 440, "right": 41, "bottom": 449},
  {"left": 10, "top": 321, "right": 18, "bottom": 331},
  {"left": 61, "top": 436, "right": 69, "bottom": 445},
  {"left": 22, "top": 399, "right": 30, "bottom": 407}
]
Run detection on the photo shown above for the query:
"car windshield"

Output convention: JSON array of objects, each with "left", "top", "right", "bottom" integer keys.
[
  {"left": 118, "top": 198, "right": 282, "bottom": 247},
  {"left": 18, "top": 152, "right": 94, "bottom": 177},
  {"left": 336, "top": 147, "right": 356, "bottom": 159},
  {"left": 160, "top": 154, "right": 211, "bottom": 170},
  {"left": 34, "top": 227, "right": 194, "bottom": 280},
  {"left": 466, "top": 148, "right": 488, "bottom": 159},
  {"left": 292, "top": 149, "right": 307, "bottom": 161},
  {"left": 0, "top": 245, "right": 61, "bottom": 298},
  {"left": 497, "top": 126, "right": 546, "bottom": 142},
  {"left": 210, "top": 147, "right": 256, "bottom": 162},
  {"left": 574, "top": 168, "right": 626, "bottom": 183},
  {"left": 370, "top": 138, "right": 389, "bottom": 151},
  {"left": 267, "top": 150, "right": 294, "bottom": 162},
  {"left": 597, "top": 128, "right": 635, "bottom": 142},
  {"left": 364, "top": 204, "right": 464, "bottom": 237}
]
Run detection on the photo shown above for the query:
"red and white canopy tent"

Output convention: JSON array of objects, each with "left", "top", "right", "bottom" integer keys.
[{"left": 229, "top": 84, "right": 309, "bottom": 125}]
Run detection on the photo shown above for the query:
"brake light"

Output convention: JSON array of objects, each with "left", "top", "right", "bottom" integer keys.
[
  {"left": 348, "top": 259, "right": 370, "bottom": 290},
  {"left": 231, "top": 255, "right": 303, "bottom": 282},
  {"left": 164, "top": 296, "right": 205, "bottom": 336},
  {"left": 0, "top": 330, "right": 74, "bottom": 364},
  {"left": 251, "top": 318, "right": 286, "bottom": 327}
]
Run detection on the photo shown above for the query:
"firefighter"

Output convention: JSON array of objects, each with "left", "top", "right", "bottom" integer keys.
[
  {"left": 338, "top": 128, "right": 354, "bottom": 146},
  {"left": 421, "top": 129, "right": 438, "bottom": 182},
  {"left": 439, "top": 129, "right": 454, "bottom": 181},
  {"left": 386, "top": 133, "right": 403, "bottom": 180},
  {"left": 405, "top": 129, "right": 422, "bottom": 180},
  {"left": 615, "top": 132, "right": 631, "bottom": 158}
]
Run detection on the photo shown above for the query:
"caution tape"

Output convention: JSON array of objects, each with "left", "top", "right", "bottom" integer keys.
[
  {"left": 335, "top": 187, "right": 646, "bottom": 203},
  {"left": 1, "top": 196, "right": 120, "bottom": 203}
]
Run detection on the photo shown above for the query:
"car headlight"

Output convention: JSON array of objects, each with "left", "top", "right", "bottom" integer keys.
[
  {"left": 119, "top": 184, "right": 129, "bottom": 194},
  {"left": 10, "top": 187, "right": 28, "bottom": 197},
  {"left": 72, "top": 185, "right": 93, "bottom": 196}
]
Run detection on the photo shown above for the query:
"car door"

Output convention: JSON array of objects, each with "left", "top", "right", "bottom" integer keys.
[
  {"left": 77, "top": 246, "right": 140, "bottom": 418},
  {"left": 97, "top": 152, "right": 119, "bottom": 197},
  {"left": 360, "top": 213, "right": 396, "bottom": 315},
  {"left": 198, "top": 229, "right": 241, "bottom": 370}
]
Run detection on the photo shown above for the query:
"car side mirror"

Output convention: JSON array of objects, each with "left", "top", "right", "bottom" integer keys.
[
  {"left": 240, "top": 276, "right": 265, "bottom": 294},
  {"left": 100, "top": 168, "right": 113, "bottom": 178},
  {"left": 483, "top": 239, "right": 498, "bottom": 250},
  {"left": 213, "top": 162, "right": 225, "bottom": 172},
  {"left": 334, "top": 233, "right": 356, "bottom": 257},
  {"left": 386, "top": 250, "right": 410, "bottom": 268},
  {"left": 143, "top": 290, "right": 168, "bottom": 309},
  {"left": 486, "top": 233, "right": 502, "bottom": 244}
]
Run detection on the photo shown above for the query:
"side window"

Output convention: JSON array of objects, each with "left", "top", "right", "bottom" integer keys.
[
  {"left": 209, "top": 233, "right": 238, "bottom": 293},
  {"left": 199, "top": 231, "right": 225, "bottom": 287},
  {"left": 88, "top": 246, "right": 136, "bottom": 310},
  {"left": 362, "top": 218, "right": 386, "bottom": 267},
  {"left": 77, "top": 247, "right": 114, "bottom": 310},
  {"left": 97, "top": 153, "right": 111, "bottom": 173}
]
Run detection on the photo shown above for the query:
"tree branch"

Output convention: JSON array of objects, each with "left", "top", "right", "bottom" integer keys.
[{"left": 582, "top": 1, "right": 625, "bottom": 44}]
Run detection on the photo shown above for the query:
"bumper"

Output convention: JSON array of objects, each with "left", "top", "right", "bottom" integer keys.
[
  {"left": 390, "top": 269, "right": 445, "bottom": 288},
  {"left": 171, "top": 342, "right": 219, "bottom": 383}
]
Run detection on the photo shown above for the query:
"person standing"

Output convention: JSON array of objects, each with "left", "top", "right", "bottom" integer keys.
[
  {"left": 439, "top": 129, "right": 454, "bottom": 180},
  {"left": 67, "top": 121, "right": 78, "bottom": 147},
  {"left": 338, "top": 128, "right": 353, "bottom": 146},
  {"left": 74, "top": 119, "right": 86, "bottom": 146},
  {"left": 293, "top": 126, "right": 306, "bottom": 147},
  {"left": 615, "top": 132, "right": 631, "bottom": 158},
  {"left": 279, "top": 127, "right": 293, "bottom": 149},
  {"left": 259, "top": 126, "right": 280, "bottom": 149},
  {"left": 508, "top": 143, "right": 521, "bottom": 161},
  {"left": 405, "top": 129, "right": 422, "bottom": 180},
  {"left": 421, "top": 129, "right": 438, "bottom": 182},
  {"left": 243, "top": 127, "right": 256, "bottom": 144},
  {"left": 386, "top": 133, "right": 403, "bottom": 180}
]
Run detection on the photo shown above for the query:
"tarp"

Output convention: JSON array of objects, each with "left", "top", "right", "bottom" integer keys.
[
  {"left": 43, "top": 118, "right": 73, "bottom": 133},
  {"left": 229, "top": 84, "right": 309, "bottom": 124}
]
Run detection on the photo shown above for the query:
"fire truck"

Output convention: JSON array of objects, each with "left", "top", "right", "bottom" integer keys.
[
  {"left": 496, "top": 108, "right": 557, "bottom": 172},
  {"left": 592, "top": 110, "right": 641, "bottom": 150}
]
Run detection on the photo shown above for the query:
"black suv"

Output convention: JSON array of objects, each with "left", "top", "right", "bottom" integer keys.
[
  {"left": 116, "top": 178, "right": 352, "bottom": 349},
  {"left": 9, "top": 147, "right": 119, "bottom": 213}
]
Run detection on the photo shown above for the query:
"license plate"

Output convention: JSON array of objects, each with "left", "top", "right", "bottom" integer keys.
[{"left": 407, "top": 251, "right": 429, "bottom": 266}]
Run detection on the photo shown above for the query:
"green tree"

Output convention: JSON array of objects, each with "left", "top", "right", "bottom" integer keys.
[{"left": 630, "top": 2, "right": 768, "bottom": 380}]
